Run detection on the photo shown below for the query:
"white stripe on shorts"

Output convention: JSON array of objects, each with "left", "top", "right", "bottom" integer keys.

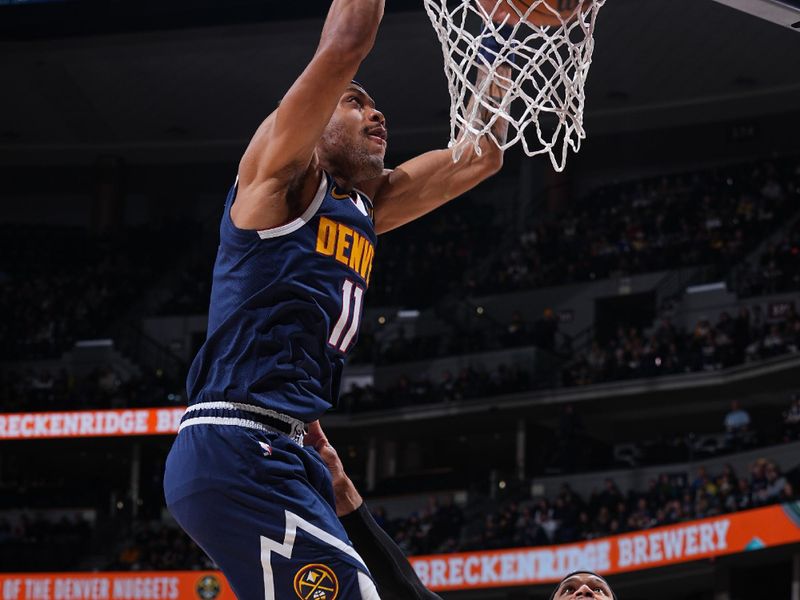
[
  {"left": 358, "top": 571, "right": 381, "bottom": 599},
  {"left": 261, "top": 510, "right": 373, "bottom": 600}
]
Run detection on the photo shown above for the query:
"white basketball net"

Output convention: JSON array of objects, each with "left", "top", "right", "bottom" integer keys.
[{"left": 423, "top": 0, "right": 606, "bottom": 172}]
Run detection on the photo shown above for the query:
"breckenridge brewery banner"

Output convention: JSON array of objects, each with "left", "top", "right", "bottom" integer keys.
[{"left": 409, "top": 502, "right": 800, "bottom": 591}]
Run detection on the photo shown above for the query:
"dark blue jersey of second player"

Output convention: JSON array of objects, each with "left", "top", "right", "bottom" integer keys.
[{"left": 186, "top": 171, "right": 378, "bottom": 422}]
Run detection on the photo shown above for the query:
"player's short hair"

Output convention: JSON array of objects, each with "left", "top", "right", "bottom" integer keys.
[
  {"left": 278, "top": 80, "right": 367, "bottom": 108},
  {"left": 346, "top": 80, "right": 377, "bottom": 109},
  {"left": 549, "top": 571, "right": 617, "bottom": 600}
]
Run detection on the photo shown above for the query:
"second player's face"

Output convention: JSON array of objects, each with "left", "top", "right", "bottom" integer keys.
[{"left": 552, "top": 574, "right": 614, "bottom": 599}]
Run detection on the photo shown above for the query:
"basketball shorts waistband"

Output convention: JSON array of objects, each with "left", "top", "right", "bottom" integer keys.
[{"left": 179, "top": 401, "right": 307, "bottom": 444}]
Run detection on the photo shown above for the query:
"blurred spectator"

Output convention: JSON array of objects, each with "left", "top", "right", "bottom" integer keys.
[
  {"left": 754, "top": 462, "right": 787, "bottom": 505},
  {"left": 783, "top": 393, "right": 800, "bottom": 441},
  {"left": 724, "top": 400, "right": 751, "bottom": 450}
]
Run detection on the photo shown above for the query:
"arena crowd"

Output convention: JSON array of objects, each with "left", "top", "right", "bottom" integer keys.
[
  {"left": 3, "top": 454, "right": 793, "bottom": 571},
  {"left": 385, "top": 458, "right": 797, "bottom": 555}
]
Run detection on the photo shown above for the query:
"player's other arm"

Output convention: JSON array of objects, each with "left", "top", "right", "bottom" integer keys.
[
  {"left": 232, "top": 0, "right": 384, "bottom": 230},
  {"left": 306, "top": 422, "right": 444, "bottom": 600},
  {"left": 368, "top": 66, "right": 511, "bottom": 235}
]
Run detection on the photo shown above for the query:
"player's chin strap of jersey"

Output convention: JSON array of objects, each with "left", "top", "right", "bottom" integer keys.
[{"left": 340, "top": 502, "right": 443, "bottom": 600}]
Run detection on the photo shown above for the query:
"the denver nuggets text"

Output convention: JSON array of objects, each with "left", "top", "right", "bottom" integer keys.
[{"left": 315, "top": 217, "right": 375, "bottom": 285}]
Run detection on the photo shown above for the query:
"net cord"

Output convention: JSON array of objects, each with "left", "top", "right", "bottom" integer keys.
[{"left": 423, "top": 0, "right": 606, "bottom": 172}]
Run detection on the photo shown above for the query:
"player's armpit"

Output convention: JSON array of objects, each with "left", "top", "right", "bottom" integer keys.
[{"left": 233, "top": 0, "right": 384, "bottom": 230}]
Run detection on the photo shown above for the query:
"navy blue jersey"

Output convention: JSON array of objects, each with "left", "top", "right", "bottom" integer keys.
[{"left": 186, "top": 171, "right": 377, "bottom": 422}]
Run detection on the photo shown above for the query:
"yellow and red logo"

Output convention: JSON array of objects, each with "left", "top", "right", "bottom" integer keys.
[{"left": 293, "top": 563, "right": 339, "bottom": 600}]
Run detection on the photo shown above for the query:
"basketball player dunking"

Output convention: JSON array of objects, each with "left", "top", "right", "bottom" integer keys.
[{"left": 163, "top": 0, "right": 510, "bottom": 597}]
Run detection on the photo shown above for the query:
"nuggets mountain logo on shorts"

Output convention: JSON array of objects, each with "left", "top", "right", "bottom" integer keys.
[
  {"left": 195, "top": 574, "right": 221, "bottom": 600},
  {"left": 293, "top": 563, "right": 339, "bottom": 600}
]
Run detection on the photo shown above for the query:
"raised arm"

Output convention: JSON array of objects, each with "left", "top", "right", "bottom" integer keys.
[
  {"left": 368, "top": 65, "right": 511, "bottom": 234},
  {"left": 233, "top": 0, "right": 384, "bottom": 230}
]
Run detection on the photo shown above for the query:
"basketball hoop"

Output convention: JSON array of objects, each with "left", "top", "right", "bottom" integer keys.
[{"left": 423, "top": 0, "right": 607, "bottom": 172}]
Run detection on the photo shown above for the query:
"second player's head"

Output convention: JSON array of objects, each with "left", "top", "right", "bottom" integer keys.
[
  {"left": 550, "top": 571, "right": 617, "bottom": 599},
  {"left": 317, "top": 81, "right": 387, "bottom": 184}
]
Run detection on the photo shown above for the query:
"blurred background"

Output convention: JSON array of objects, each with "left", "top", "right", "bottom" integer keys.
[{"left": 1, "top": 0, "right": 799, "bottom": 598}]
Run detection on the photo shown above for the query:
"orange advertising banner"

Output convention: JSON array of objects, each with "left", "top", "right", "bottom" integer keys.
[
  {"left": 0, "top": 505, "right": 798, "bottom": 597},
  {"left": 409, "top": 501, "right": 800, "bottom": 591},
  {"left": 0, "top": 571, "right": 234, "bottom": 600},
  {"left": 0, "top": 408, "right": 186, "bottom": 440}
]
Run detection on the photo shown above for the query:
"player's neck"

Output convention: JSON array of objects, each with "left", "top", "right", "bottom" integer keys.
[
  {"left": 320, "top": 164, "right": 357, "bottom": 193},
  {"left": 332, "top": 174, "right": 356, "bottom": 192},
  {"left": 319, "top": 150, "right": 370, "bottom": 192}
]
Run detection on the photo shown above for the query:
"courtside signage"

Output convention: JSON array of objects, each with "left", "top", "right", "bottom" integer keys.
[
  {"left": 410, "top": 502, "right": 800, "bottom": 591},
  {"left": 0, "top": 572, "right": 234, "bottom": 600},
  {"left": 0, "top": 408, "right": 185, "bottom": 440},
  {"left": 1, "top": 504, "right": 798, "bottom": 597}
]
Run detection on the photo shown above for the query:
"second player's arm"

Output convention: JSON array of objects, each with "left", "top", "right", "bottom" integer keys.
[
  {"left": 233, "top": 0, "right": 384, "bottom": 230},
  {"left": 369, "top": 66, "right": 511, "bottom": 234}
]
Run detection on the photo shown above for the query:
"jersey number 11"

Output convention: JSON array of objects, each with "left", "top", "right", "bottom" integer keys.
[{"left": 328, "top": 279, "right": 364, "bottom": 353}]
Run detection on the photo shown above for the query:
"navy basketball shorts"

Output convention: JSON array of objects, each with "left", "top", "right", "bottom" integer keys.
[{"left": 164, "top": 423, "right": 380, "bottom": 600}]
